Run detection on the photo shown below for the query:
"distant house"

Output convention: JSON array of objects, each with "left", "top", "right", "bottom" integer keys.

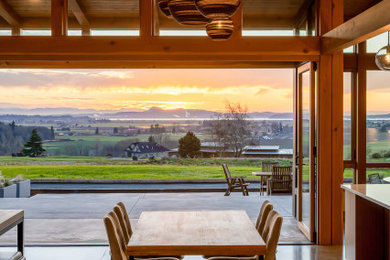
[
  {"left": 169, "top": 143, "right": 293, "bottom": 158},
  {"left": 125, "top": 142, "right": 170, "bottom": 159},
  {"left": 168, "top": 142, "right": 235, "bottom": 158},
  {"left": 242, "top": 145, "right": 293, "bottom": 158}
]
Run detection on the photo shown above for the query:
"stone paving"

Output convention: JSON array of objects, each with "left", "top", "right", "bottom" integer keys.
[{"left": 0, "top": 193, "right": 308, "bottom": 245}]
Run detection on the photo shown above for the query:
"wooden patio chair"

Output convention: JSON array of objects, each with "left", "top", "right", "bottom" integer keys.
[
  {"left": 261, "top": 162, "right": 279, "bottom": 172},
  {"left": 222, "top": 164, "right": 249, "bottom": 196},
  {"left": 259, "top": 162, "right": 280, "bottom": 195},
  {"left": 267, "top": 166, "right": 292, "bottom": 195},
  {"left": 367, "top": 173, "right": 389, "bottom": 184}
]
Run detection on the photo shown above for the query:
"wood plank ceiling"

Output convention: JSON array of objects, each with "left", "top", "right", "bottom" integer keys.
[{"left": 0, "top": 0, "right": 382, "bottom": 31}]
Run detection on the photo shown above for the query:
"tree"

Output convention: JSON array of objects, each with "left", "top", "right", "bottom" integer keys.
[
  {"left": 95, "top": 127, "right": 99, "bottom": 135},
  {"left": 178, "top": 132, "right": 201, "bottom": 158},
  {"left": 209, "top": 102, "right": 251, "bottom": 157},
  {"left": 113, "top": 127, "right": 119, "bottom": 134},
  {"left": 50, "top": 126, "right": 55, "bottom": 139},
  {"left": 22, "top": 129, "right": 45, "bottom": 157},
  {"left": 148, "top": 135, "right": 156, "bottom": 143}
]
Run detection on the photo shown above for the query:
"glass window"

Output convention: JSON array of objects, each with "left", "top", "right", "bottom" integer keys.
[
  {"left": 0, "top": 30, "right": 11, "bottom": 36},
  {"left": 90, "top": 30, "right": 139, "bottom": 36},
  {"left": 366, "top": 71, "right": 390, "bottom": 162},
  {"left": 367, "top": 32, "right": 389, "bottom": 53},
  {"left": 366, "top": 168, "right": 390, "bottom": 182},
  {"left": 21, "top": 30, "right": 52, "bottom": 36},
  {"left": 344, "top": 72, "right": 352, "bottom": 160},
  {"left": 343, "top": 168, "right": 353, "bottom": 183}
]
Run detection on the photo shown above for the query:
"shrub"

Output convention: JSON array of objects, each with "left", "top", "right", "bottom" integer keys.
[{"left": 371, "top": 152, "right": 382, "bottom": 159}]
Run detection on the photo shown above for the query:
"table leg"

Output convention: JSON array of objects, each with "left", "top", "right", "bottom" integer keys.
[
  {"left": 129, "top": 256, "right": 135, "bottom": 260},
  {"left": 17, "top": 221, "right": 24, "bottom": 255}
]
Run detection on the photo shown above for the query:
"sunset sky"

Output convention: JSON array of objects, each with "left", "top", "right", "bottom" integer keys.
[{"left": 0, "top": 68, "right": 389, "bottom": 114}]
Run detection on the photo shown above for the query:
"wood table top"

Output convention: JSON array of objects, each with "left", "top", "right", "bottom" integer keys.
[
  {"left": 0, "top": 210, "right": 24, "bottom": 233},
  {"left": 252, "top": 172, "right": 272, "bottom": 176},
  {"left": 127, "top": 210, "right": 266, "bottom": 256}
]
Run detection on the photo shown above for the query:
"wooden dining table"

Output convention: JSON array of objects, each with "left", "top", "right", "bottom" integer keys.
[
  {"left": 127, "top": 210, "right": 266, "bottom": 258},
  {"left": 252, "top": 172, "right": 272, "bottom": 195},
  {"left": 0, "top": 210, "right": 24, "bottom": 255}
]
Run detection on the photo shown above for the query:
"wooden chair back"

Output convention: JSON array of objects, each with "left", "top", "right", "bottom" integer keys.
[
  {"left": 117, "top": 202, "right": 133, "bottom": 237},
  {"left": 262, "top": 162, "right": 279, "bottom": 172},
  {"left": 104, "top": 212, "right": 128, "bottom": 260},
  {"left": 263, "top": 210, "right": 283, "bottom": 260},
  {"left": 256, "top": 201, "right": 273, "bottom": 235},
  {"left": 113, "top": 205, "right": 130, "bottom": 244},
  {"left": 222, "top": 164, "right": 233, "bottom": 184},
  {"left": 270, "top": 166, "right": 292, "bottom": 192}
]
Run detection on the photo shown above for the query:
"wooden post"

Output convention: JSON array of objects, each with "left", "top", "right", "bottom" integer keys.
[
  {"left": 139, "top": 0, "right": 158, "bottom": 37},
  {"left": 356, "top": 42, "right": 367, "bottom": 183},
  {"left": 231, "top": 4, "right": 242, "bottom": 38},
  {"left": 317, "top": 0, "right": 344, "bottom": 245},
  {"left": 51, "top": 0, "right": 68, "bottom": 36}
]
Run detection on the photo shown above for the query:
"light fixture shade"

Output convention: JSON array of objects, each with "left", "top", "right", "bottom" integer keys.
[
  {"left": 168, "top": 0, "right": 209, "bottom": 25},
  {"left": 158, "top": 0, "right": 172, "bottom": 18},
  {"left": 195, "top": 0, "right": 241, "bottom": 19},
  {"left": 206, "top": 17, "right": 234, "bottom": 40},
  {"left": 375, "top": 45, "right": 390, "bottom": 70}
]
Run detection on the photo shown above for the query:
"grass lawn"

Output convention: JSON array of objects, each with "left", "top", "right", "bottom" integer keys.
[
  {"left": 0, "top": 156, "right": 291, "bottom": 180},
  {"left": 1, "top": 156, "right": 389, "bottom": 180}
]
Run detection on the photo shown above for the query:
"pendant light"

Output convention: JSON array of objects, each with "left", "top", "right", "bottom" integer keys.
[
  {"left": 168, "top": 0, "right": 209, "bottom": 26},
  {"left": 158, "top": 0, "right": 172, "bottom": 18},
  {"left": 206, "top": 17, "right": 234, "bottom": 40},
  {"left": 195, "top": 0, "right": 241, "bottom": 19},
  {"left": 375, "top": 31, "right": 390, "bottom": 71}
]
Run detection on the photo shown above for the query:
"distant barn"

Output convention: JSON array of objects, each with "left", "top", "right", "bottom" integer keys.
[{"left": 125, "top": 142, "right": 170, "bottom": 159}]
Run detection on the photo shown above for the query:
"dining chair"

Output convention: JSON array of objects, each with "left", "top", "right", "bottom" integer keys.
[
  {"left": 106, "top": 206, "right": 183, "bottom": 260},
  {"left": 117, "top": 202, "right": 133, "bottom": 237},
  {"left": 255, "top": 201, "right": 273, "bottom": 235},
  {"left": 113, "top": 205, "right": 131, "bottom": 244},
  {"left": 205, "top": 210, "right": 283, "bottom": 260},
  {"left": 104, "top": 212, "right": 129, "bottom": 260}
]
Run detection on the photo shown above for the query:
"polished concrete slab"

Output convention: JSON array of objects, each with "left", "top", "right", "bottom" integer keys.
[
  {"left": 0, "top": 193, "right": 308, "bottom": 244},
  {"left": 0, "top": 245, "right": 344, "bottom": 260}
]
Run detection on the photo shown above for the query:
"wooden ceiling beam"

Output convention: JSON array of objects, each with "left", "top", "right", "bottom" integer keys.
[
  {"left": 0, "top": 36, "right": 319, "bottom": 60},
  {"left": 0, "top": 60, "right": 299, "bottom": 69},
  {"left": 0, "top": 0, "right": 21, "bottom": 30},
  {"left": 321, "top": 0, "right": 390, "bottom": 54},
  {"left": 68, "top": 0, "right": 90, "bottom": 35},
  {"left": 51, "top": 0, "right": 68, "bottom": 36}
]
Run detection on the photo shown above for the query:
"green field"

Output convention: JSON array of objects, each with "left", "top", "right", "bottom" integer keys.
[
  {"left": 0, "top": 156, "right": 291, "bottom": 180},
  {"left": 1, "top": 156, "right": 389, "bottom": 180}
]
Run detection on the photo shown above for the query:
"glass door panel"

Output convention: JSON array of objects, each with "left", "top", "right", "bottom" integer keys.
[{"left": 295, "top": 62, "right": 315, "bottom": 241}]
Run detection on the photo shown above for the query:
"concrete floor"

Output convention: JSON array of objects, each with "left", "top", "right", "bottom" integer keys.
[
  {"left": 0, "top": 245, "right": 344, "bottom": 260},
  {"left": 0, "top": 193, "right": 308, "bottom": 245}
]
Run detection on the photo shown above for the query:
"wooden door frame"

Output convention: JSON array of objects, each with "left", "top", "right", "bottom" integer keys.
[{"left": 295, "top": 62, "right": 316, "bottom": 241}]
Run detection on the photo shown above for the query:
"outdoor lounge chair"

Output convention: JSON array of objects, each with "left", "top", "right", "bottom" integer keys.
[
  {"left": 222, "top": 164, "right": 249, "bottom": 196},
  {"left": 267, "top": 166, "right": 292, "bottom": 195},
  {"left": 367, "top": 173, "right": 390, "bottom": 184},
  {"left": 206, "top": 209, "right": 283, "bottom": 260}
]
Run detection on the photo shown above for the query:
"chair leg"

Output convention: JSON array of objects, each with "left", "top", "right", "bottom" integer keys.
[{"left": 225, "top": 188, "right": 231, "bottom": 196}]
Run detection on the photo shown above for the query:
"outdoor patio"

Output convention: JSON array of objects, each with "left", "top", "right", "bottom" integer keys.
[{"left": 0, "top": 193, "right": 307, "bottom": 245}]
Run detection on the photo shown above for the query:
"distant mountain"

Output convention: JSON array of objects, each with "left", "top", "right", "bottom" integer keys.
[
  {"left": 0, "top": 107, "right": 141, "bottom": 116},
  {"left": 367, "top": 113, "right": 390, "bottom": 119}
]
